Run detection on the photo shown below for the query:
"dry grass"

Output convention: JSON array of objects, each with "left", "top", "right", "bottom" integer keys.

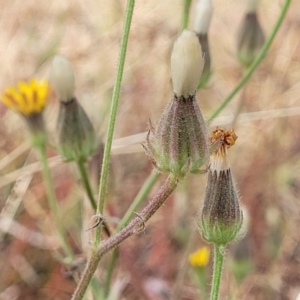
[{"left": 1, "top": 0, "right": 300, "bottom": 299}]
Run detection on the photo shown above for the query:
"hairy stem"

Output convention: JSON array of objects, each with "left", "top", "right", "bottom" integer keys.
[
  {"left": 104, "top": 170, "right": 160, "bottom": 296},
  {"left": 38, "top": 145, "right": 73, "bottom": 261},
  {"left": 94, "top": 0, "right": 135, "bottom": 247},
  {"left": 210, "top": 244, "right": 225, "bottom": 300},
  {"left": 208, "top": 0, "right": 291, "bottom": 122},
  {"left": 72, "top": 174, "right": 178, "bottom": 300}
]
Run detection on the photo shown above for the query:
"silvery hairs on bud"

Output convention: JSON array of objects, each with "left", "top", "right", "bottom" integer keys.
[{"left": 171, "top": 30, "right": 204, "bottom": 97}]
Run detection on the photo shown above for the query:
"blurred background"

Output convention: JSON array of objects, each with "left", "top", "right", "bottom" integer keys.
[{"left": 0, "top": 0, "right": 300, "bottom": 299}]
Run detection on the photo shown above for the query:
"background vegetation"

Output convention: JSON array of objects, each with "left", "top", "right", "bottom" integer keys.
[{"left": 0, "top": 0, "right": 300, "bottom": 299}]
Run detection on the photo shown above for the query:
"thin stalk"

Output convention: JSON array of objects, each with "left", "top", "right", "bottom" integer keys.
[
  {"left": 210, "top": 244, "right": 225, "bottom": 300},
  {"left": 208, "top": 0, "right": 291, "bottom": 122},
  {"left": 94, "top": 0, "right": 135, "bottom": 247},
  {"left": 72, "top": 174, "right": 178, "bottom": 300},
  {"left": 181, "top": 0, "right": 192, "bottom": 30},
  {"left": 38, "top": 145, "right": 73, "bottom": 261},
  {"left": 77, "top": 160, "right": 111, "bottom": 236},
  {"left": 77, "top": 160, "right": 97, "bottom": 210},
  {"left": 104, "top": 170, "right": 160, "bottom": 296}
]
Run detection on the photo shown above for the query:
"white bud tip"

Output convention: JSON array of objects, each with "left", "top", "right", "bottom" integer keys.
[
  {"left": 50, "top": 55, "right": 75, "bottom": 102},
  {"left": 171, "top": 30, "right": 203, "bottom": 97},
  {"left": 193, "top": 0, "right": 213, "bottom": 35},
  {"left": 245, "top": 0, "right": 259, "bottom": 13}
]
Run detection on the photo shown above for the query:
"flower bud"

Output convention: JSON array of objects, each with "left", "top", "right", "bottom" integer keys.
[
  {"left": 193, "top": 0, "right": 213, "bottom": 35},
  {"left": 144, "top": 94, "right": 209, "bottom": 177},
  {"left": 50, "top": 56, "right": 96, "bottom": 162},
  {"left": 50, "top": 55, "right": 75, "bottom": 103},
  {"left": 236, "top": 13, "right": 265, "bottom": 68},
  {"left": 144, "top": 31, "right": 209, "bottom": 178},
  {"left": 171, "top": 30, "right": 204, "bottom": 97},
  {"left": 193, "top": 0, "right": 213, "bottom": 88},
  {"left": 198, "top": 128, "right": 243, "bottom": 245}
]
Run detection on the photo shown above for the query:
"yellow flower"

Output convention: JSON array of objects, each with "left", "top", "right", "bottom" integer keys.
[
  {"left": 189, "top": 246, "right": 210, "bottom": 268},
  {"left": 1, "top": 79, "right": 48, "bottom": 116}
]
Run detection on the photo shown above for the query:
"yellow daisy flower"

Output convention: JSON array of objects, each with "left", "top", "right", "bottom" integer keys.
[
  {"left": 189, "top": 246, "right": 210, "bottom": 268},
  {"left": 1, "top": 79, "right": 48, "bottom": 116}
]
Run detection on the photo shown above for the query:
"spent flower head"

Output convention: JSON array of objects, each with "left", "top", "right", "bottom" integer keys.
[
  {"left": 1, "top": 79, "right": 49, "bottom": 147},
  {"left": 189, "top": 246, "right": 210, "bottom": 268},
  {"left": 144, "top": 30, "right": 209, "bottom": 178},
  {"left": 50, "top": 55, "right": 96, "bottom": 162},
  {"left": 198, "top": 128, "right": 243, "bottom": 245}
]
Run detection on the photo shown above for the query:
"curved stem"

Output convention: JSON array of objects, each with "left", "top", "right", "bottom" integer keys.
[
  {"left": 77, "top": 160, "right": 96, "bottom": 210},
  {"left": 210, "top": 244, "right": 225, "bottom": 300},
  {"left": 208, "top": 0, "right": 291, "bottom": 122},
  {"left": 72, "top": 174, "right": 178, "bottom": 300},
  {"left": 181, "top": 0, "right": 192, "bottom": 30},
  {"left": 94, "top": 0, "right": 135, "bottom": 247},
  {"left": 104, "top": 170, "right": 160, "bottom": 296},
  {"left": 38, "top": 145, "right": 74, "bottom": 261}
]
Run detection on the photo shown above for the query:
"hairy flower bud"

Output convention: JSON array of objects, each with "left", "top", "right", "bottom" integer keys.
[
  {"left": 144, "top": 31, "right": 209, "bottom": 178},
  {"left": 144, "top": 94, "right": 209, "bottom": 178},
  {"left": 50, "top": 56, "right": 96, "bottom": 162},
  {"left": 198, "top": 128, "right": 243, "bottom": 245},
  {"left": 237, "top": 13, "right": 265, "bottom": 68}
]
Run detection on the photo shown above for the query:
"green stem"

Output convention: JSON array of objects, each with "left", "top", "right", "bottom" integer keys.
[
  {"left": 94, "top": 0, "right": 135, "bottom": 246},
  {"left": 210, "top": 244, "right": 225, "bottom": 300},
  {"left": 104, "top": 170, "right": 160, "bottom": 296},
  {"left": 38, "top": 145, "right": 74, "bottom": 261},
  {"left": 77, "top": 160, "right": 97, "bottom": 210},
  {"left": 181, "top": 0, "right": 192, "bottom": 30},
  {"left": 208, "top": 0, "right": 291, "bottom": 122}
]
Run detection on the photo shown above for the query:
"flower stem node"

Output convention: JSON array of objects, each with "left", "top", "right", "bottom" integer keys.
[
  {"left": 198, "top": 128, "right": 243, "bottom": 245},
  {"left": 1, "top": 79, "right": 49, "bottom": 148}
]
